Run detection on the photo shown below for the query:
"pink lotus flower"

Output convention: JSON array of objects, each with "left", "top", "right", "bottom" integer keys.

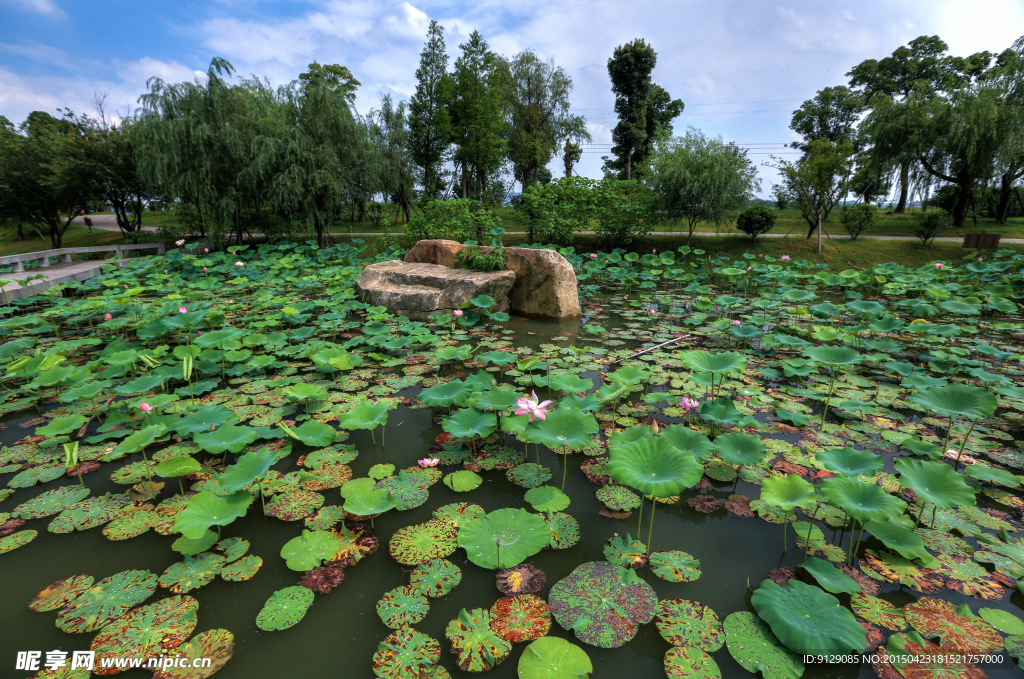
[
  {"left": 978, "top": 256, "right": 984, "bottom": 262},
  {"left": 604, "top": 259, "right": 608, "bottom": 264},
  {"left": 678, "top": 397, "right": 700, "bottom": 411},
  {"left": 210, "top": 424, "right": 215, "bottom": 430},
  {"left": 649, "top": 309, "right": 656, "bottom": 315},
  {"left": 179, "top": 307, "right": 188, "bottom": 313},
  {"left": 175, "top": 239, "right": 186, "bottom": 247},
  {"left": 104, "top": 312, "right": 112, "bottom": 320},
  {"left": 731, "top": 319, "right": 741, "bottom": 326},
  {"left": 590, "top": 253, "right": 597, "bottom": 259},
  {"left": 197, "top": 330, "right": 202, "bottom": 335},
  {"left": 515, "top": 390, "right": 554, "bottom": 423},
  {"left": 934, "top": 262, "right": 944, "bottom": 270},
  {"left": 235, "top": 262, "right": 243, "bottom": 267},
  {"left": 418, "top": 457, "right": 440, "bottom": 468},
  {"left": 204, "top": 248, "right": 209, "bottom": 253},
  {"left": 652, "top": 248, "right": 657, "bottom": 254},
  {"left": 453, "top": 309, "right": 464, "bottom": 318},
  {"left": 163, "top": 269, "right": 168, "bottom": 274},
  {"left": 139, "top": 402, "right": 153, "bottom": 412},
  {"left": 781, "top": 255, "right": 790, "bottom": 261},
  {"left": 202, "top": 266, "right": 207, "bottom": 271},
  {"left": 757, "top": 253, "right": 763, "bottom": 258}
]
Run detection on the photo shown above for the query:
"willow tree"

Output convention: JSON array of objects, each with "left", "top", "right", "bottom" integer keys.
[{"left": 369, "top": 94, "right": 417, "bottom": 222}]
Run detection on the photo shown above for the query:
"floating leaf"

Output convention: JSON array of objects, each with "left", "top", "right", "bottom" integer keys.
[
  {"left": 265, "top": 489, "right": 324, "bottom": 521},
  {"left": 372, "top": 628, "right": 440, "bottom": 679},
  {"left": 219, "top": 554, "right": 262, "bottom": 582},
  {"left": 457, "top": 508, "right": 550, "bottom": 569},
  {"left": 850, "top": 593, "right": 906, "bottom": 631},
  {"left": 799, "top": 557, "right": 860, "bottom": 595},
  {"left": 173, "top": 490, "right": 253, "bottom": 539},
  {"left": 595, "top": 485, "right": 641, "bottom": 511},
  {"left": 655, "top": 599, "right": 724, "bottom": 651},
  {"left": 159, "top": 552, "right": 226, "bottom": 593},
  {"left": 903, "top": 597, "right": 1004, "bottom": 654},
  {"left": 280, "top": 529, "right": 339, "bottom": 571},
  {"left": 723, "top": 611, "right": 803, "bottom": 679},
  {"left": 524, "top": 486, "right": 570, "bottom": 513},
  {"left": 90, "top": 595, "right": 198, "bottom": 673},
  {"left": 433, "top": 502, "right": 485, "bottom": 528},
  {"left": 29, "top": 574, "right": 94, "bottom": 612},
  {"left": 151, "top": 628, "right": 235, "bottom": 679},
  {"left": 649, "top": 550, "right": 701, "bottom": 582},
  {"left": 517, "top": 636, "right": 592, "bottom": 679},
  {"left": 409, "top": 558, "right": 462, "bottom": 598},
  {"left": 545, "top": 512, "right": 580, "bottom": 549},
  {"left": 548, "top": 561, "right": 657, "bottom": 648},
  {"left": 376, "top": 585, "right": 430, "bottom": 629},
  {"left": 603, "top": 534, "right": 648, "bottom": 569},
  {"left": 341, "top": 477, "right": 396, "bottom": 517},
  {"left": 48, "top": 494, "right": 131, "bottom": 533},
  {"left": 444, "top": 470, "right": 482, "bottom": 492},
  {"left": 978, "top": 607, "right": 1024, "bottom": 635},
  {"left": 751, "top": 579, "right": 865, "bottom": 655},
  {"left": 390, "top": 518, "right": 458, "bottom": 565},
  {"left": 255, "top": 585, "right": 314, "bottom": 631},
  {"left": 507, "top": 463, "right": 553, "bottom": 488},
  {"left": 56, "top": 569, "right": 158, "bottom": 633},
  {"left": 445, "top": 607, "right": 512, "bottom": 672},
  {"left": 489, "top": 593, "right": 551, "bottom": 642},
  {"left": 608, "top": 436, "right": 703, "bottom": 497},
  {"left": 13, "top": 485, "right": 90, "bottom": 520}
]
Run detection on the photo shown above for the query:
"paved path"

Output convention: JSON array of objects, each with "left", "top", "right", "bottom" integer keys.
[
  {"left": 0, "top": 260, "right": 124, "bottom": 301},
  {"left": 72, "top": 215, "right": 1024, "bottom": 244}
]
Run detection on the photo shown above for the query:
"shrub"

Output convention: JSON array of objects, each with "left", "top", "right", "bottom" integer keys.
[
  {"left": 913, "top": 210, "right": 952, "bottom": 247},
  {"left": 514, "top": 177, "right": 599, "bottom": 245},
  {"left": 407, "top": 199, "right": 500, "bottom": 242},
  {"left": 593, "top": 180, "right": 653, "bottom": 250},
  {"left": 838, "top": 203, "right": 877, "bottom": 240},
  {"left": 453, "top": 244, "right": 506, "bottom": 272},
  {"left": 735, "top": 205, "right": 777, "bottom": 241}
]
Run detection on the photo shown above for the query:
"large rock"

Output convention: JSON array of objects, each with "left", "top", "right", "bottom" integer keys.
[
  {"left": 404, "top": 240, "right": 581, "bottom": 319},
  {"left": 354, "top": 260, "right": 514, "bottom": 320}
]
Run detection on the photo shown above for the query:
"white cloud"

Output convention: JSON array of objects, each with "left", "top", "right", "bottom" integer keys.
[
  {"left": 115, "top": 57, "right": 206, "bottom": 89},
  {"left": 0, "top": 0, "right": 65, "bottom": 18}
]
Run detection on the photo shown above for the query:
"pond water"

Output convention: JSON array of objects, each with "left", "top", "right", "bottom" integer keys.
[{"left": 2, "top": 245, "right": 1024, "bottom": 679}]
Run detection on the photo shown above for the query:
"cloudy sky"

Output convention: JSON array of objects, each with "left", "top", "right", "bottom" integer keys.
[{"left": 2, "top": 0, "right": 1022, "bottom": 196}]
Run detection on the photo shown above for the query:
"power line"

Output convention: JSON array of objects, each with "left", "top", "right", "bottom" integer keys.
[{"left": 570, "top": 98, "right": 806, "bottom": 110}]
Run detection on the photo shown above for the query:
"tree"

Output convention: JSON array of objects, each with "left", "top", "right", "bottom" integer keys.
[
  {"left": 562, "top": 139, "right": 582, "bottom": 177},
  {"left": 789, "top": 86, "right": 864, "bottom": 151},
  {"left": 369, "top": 94, "right": 417, "bottom": 222},
  {"left": 88, "top": 96, "right": 153, "bottom": 237},
  {"left": 603, "top": 40, "right": 683, "bottom": 181},
  {"left": 502, "top": 49, "right": 589, "bottom": 192},
  {"left": 451, "top": 30, "right": 507, "bottom": 201},
  {"left": 736, "top": 205, "right": 777, "bottom": 241},
  {"left": 774, "top": 139, "right": 854, "bottom": 252},
  {"left": 0, "top": 110, "right": 98, "bottom": 248},
  {"left": 649, "top": 129, "right": 759, "bottom": 245},
  {"left": 408, "top": 21, "right": 453, "bottom": 198}
]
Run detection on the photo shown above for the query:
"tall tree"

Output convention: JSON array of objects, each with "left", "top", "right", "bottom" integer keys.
[
  {"left": 649, "top": 129, "right": 759, "bottom": 245},
  {"left": 88, "top": 96, "right": 153, "bottom": 237},
  {"left": 789, "top": 86, "right": 864, "bottom": 151},
  {"left": 774, "top": 138, "right": 855, "bottom": 251},
  {"left": 370, "top": 94, "right": 417, "bottom": 222},
  {"left": 501, "top": 49, "right": 589, "bottom": 191},
  {"left": 603, "top": 39, "right": 683, "bottom": 181},
  {"left": 451, "top": 30, "right": 507, "bottom": 201},
  {"left": 408, "top": 21, "right": 453, "bottom": 198}
]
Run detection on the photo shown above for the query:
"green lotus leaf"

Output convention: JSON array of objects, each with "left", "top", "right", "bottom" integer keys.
[
  {"left": 172, "top": 530, "right": 218, "bottom": 556},
  {"left": 280, "top": 420, "right": 338, "bottom": 447},
  {"left": 372, "top": 627, "right": 441, "bottom": 679},
  {"left": 595, "top": 485, "right": 641, "bottom": 511},
  {"left": 658, "top": 425, "right": 714, "bottom": 461},
  {"left": 337, "top": 400, "right": 390, "bottom": 431},
  {"left": 900, "top": 437, "right": 943, "bottom": 459},
  {"left": 419, "top": 379, "right": 471, "bottom": 407},
  {"left": 445, "top": 607, "right": 512, "bottom": 672},
  {"left": 173, "top": 490, "right": 254, "bottom": 540},
  {"left": 978, "top": 608, "right": 1024, "bottom": 635},
  {"left": 906, "top": 383, "right": 997, "bottom": 419},
  {"left": 444, "top": 470, "right": 483, "bottom": 492},
  {"left": 603, "top": 533, "right": 648, "bottom": 569},
  {"left": 194, "top": 424, "right": 258, "bottom": 455},
  {"left": 56, "top": 568, "right": 158, "bottom": 633},
  {"left": 376, "top": 585, "right": 430, "bottom": 629},
  {"left": 111, "top": 424, "right": 167, "bottom": 458},
  {"left": 751, "top": 579, "right": 865, "bottom": 655},
  {"left": 816, "top": 447, "right": 882, "bottom": 476},
  {"left": 524, "top": 486, "right": 570, "bottom": 513},
  {"left": 280, "top": 529, "right": 339, "bottom": 571},
  {"left": 49, "top": 494, "right": 131, "bottom": 534},
  {"left": 548, "top": 561, "right": 657, "bottom": 648},
  {"left": 518, "top": 636, "right": 592, "bottom": 679},
  {"left": 0, "top": 529, "right": 36, "bottom": 554},
  {"left": 155, "top": 456, "right": 202, "bottom": 479},
  {"left": 341, "top": 477, "right": 397, "bottom": 516},
  {"left": 219, "top": 554, "right": 262, "bottom": 582},
  {"left": 390, "top": 518, "right": 459, "bottom": 565},
  {"left": 608, "top": 436, "right": 702, "bottom": 497},
  {"left": 849, "top": 593, "right": 906, "bottom": 630},
  {"left": 29, "top": 574, "right": 95, "bottom": 612},
  {"left": 375, "top": 470, "right": 430, "bottom": 511},
  {"left": 215, "top": 536, "right": 250, "bottom": 563},
  {"left": 655, "top": 599, "right": 724, "bottom": 652},
  {"left": 820, "top": 476, "right": 906, "bottom": 523},
  {"left": 443, "top": 407, "right": 497, "bottom": 440},
  {"left": 159, "top": 552, "right": 226, "bottom": 593},
  {"left": 218, "top": 447, "right": 278, "bottom": 493},
  {"left": 864, "top": 520, "right": 933, "bottom": 563},
  {"left": 663, "top": 646, "right": 720, "bottom": 679},
  {"left": 802, "top": 345, "right": 863, "bottom": 367},
  {"left": 606, "top": 364, "right": 650, "bottom": 384},
  {"left": 12, "top": 485, "right": 90, "bottom": 520},
  {"left": 545, "top": 511, "right": 580, "bottom": 549},
  {"left": 528, "top": 407, "right": 599, "bottom": 450},
  {"left": 35, "top": 414, "right": 87, "bottom": 438},
  {"left": 90, "top": 595, "right": 198, "bottom": 666},
  {"left": 775, "top": 409, "right": 810, "bottom": 426},
  {"left": 649, "top": 550, "right": 702, "bottom": 582},
  {"left": 679, "top": 350, "right": 747, "bottom": 375},
  {"left": 409, "top": 558, "right": 462, "bottom": 598},
  {"left": 457, "top": 507, "right": 550, "bottom": 569},
  {"left": 174, "top": 406, "right": 238, "bottom": 436},
  {"left": 894, "top": 458, "right": 975, "bottom": 510},
  {"left": 759, "top": 474, "right": 816, "bottom": 512},
  {"left": 713, "top": 432, "right": 767, "bottom": 466},
  {"left": 799, "top": 556, "right": 861, "bottom": 594},
  {"left": 255, "top": 585, "right": 314, "bottom": 631},
  {"left": 965, "top": 464, "right": 1020, "bottom": 488},
  {"left": 150, "top": 628, "right": 235, "bottom": 679},
  {"left": 479, "top": 350, "right": 518, "bottom": 367},
  {"left": 506, "top": 462, "right": 552, "bottom": 489},
  {"left": 283, "top": 382, "right": 327, "bottom": 402},
  {"left": 8, "top": 463, "right": 66, "bottom": 488},
  {"left": 475, "top": 386, "right": 522, "bottom": 410}
]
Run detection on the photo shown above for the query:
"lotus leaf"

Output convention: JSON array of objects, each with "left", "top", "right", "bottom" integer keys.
[
  {"left": 445, "top": 607, "right": 513, "bottom": 672},
  {"left": 859, "top": 548, "right": 945, "bottom": 592},
  {"left": 802, "top": 345, "right": 862, "bottom": 366},
  {"left": 151, "top": 628, "right": 235, "bottom": 679},
  {"left": 390, "top": 518, "right": 458, "bottom": 565},
  {"left": 723, "top": 611, "right": 804, "bottom": 679},
  {"left": 433, "top": 502, "right": 485, "bottom": 528},
  {"left": 29, "top": 574, "right": 94, "bottom": 612},
  {"left": 174, "top": 490, "right": 254, "bottom": 539},
  {"left": 751, "top": 579, "right": 865, "bottom": 655},
  {"left": 337, "top": 400, "right": 390, "bottom": 431},
  {"left": 524, "top": 486, "right": 570, "bottom": 513},
  {"left": 863, "top": 519, "right": 932, "bottom": 563},
  {"left": 978, "top": 607, "right": 1024, "bottom": 635},
  {"left": 713, "top": 432, "right": 767, "bottom": 466},
  {"left": 444, "top": 470, "right": 482, "bottom": 492},
  {"left": 595, "top": 485, "right": 641, "bottom": 511},
  {"left": 965, "top": 463, "right": 1021, "bottom": 487},
  {"left": 172, "top": 530, "right": 218, "bottom": 557},
  {"left": 47, "top": 493, "right": 129, "bottom": 534},
  {"left": 13, "top": 485, "right": 90, "bottom": 520},
  {"left": 799, "top": 557, "right": 860, "bottom": 594},
  {"left": 457, "top": 508, "right": 549, "bottom": 569},
  {"left": 409, "top": 558, "right": 462, "bottom": 598},
  {"left": 35, "top": 414, "right": 87, "bottom": 438},
  {"left": 155, "top": 456, "right": 202, "bottom": 479},
  {"left": 376, "top": 585, "right": 430, "bottom": 629},
  {"left": 280, "top": 529, "right": 339, "bottom": 571},
  {"left": 111, "top": 424, "right": 167, "bottom": 459},
  {"left": 680, "top": 350, "right": 747, "bottom": 375},
  {"left": 904, "top": 597, "right": 1004, "bottom": 654},
  {"left": 658, "top": 425, "right": 714, "bottom": 461},
  {"left": 375, "top": 470, "right": 430, "bottom": 511},
  {"left": 850, "top": 593, "right": 905, "bottom": 630},
  {"left": 517, "top": 636, "right": 592, "bottom": 679},
  {"left": 663, "top": 647, "right": 720, "bottom": 679},
  {"left": 820, "top": 476, "right": 905, "bottom": 523},
  {"left": 489, "top": 593, "right": 551, "bottom": 642},
  {"left": 218, "top": 448, "right": 278, "bottom": 493},
  {"left": 56, "top": 568, "right": 158, "bottom": 633},
  {"left": 265, "top": 489, "right": 324, "bottom": 521},
  {"left": 443, "top": 407, "right": 497, "bottom": 440},
  {"left": 159, "top": 552, "right": 226, "bottom": 593},
  {"left": 255, "top": 585, "right": 314, "bottom": 631},
  {"left": 603, "top": 534, "right": 647, "bottom": 569},
  {"left": 342, "top": 477, "right": 397, "bottom": 516},
  {"left": 528, "top": 407, "right": 600, "bottom": 450},
  {"left": 649, "top": 550, "right": 702, "bottom": 582},
  {"left": 280, "top": 420, "right": 338, "bottom": 447},
  {"left": 873, "top": 632, "right": 985, "bottom": 679},
  {"left": 8, "top": 463, "right": 66, "bottom": 488},
  {"left": 760, "top": 474, "right": 816, "bottom": 512},
  {"left": 548, "top": 561, "right": 657, "bottom": 648},
  {"left": 655, "top": 599, "right": 724, "bottom": 651},
  {"left": 90, "top": 595, "right": 198, "bottom": 673},
  {"left": 907, "top": 383, "right": 998, "bottom": 419},
  {"left": 607, "top": 436, "right": 702, "bottom": 497},
  {"left": 369, "top": 463, "right": 395, "bottom": 480},
  {"left": 372, "top": 628, "right": 441, "bottom": 679},
  {"left": 103, "top": 507, "right": 159, "bottom": 541},
  {"left": 419, "top": 380, "right": 471, "bottom": 407},
  {"left": 506, "top": 463, "right": 552, "bottom": 488},
  {"left": 545, "top": 512, "right": 580, "bottom": 549},
  {"left": 816, "top": 447, "right": 883, "bottom": 476},
  {"left": 895, "top": 458, "right": 975, "bottom": 510}
]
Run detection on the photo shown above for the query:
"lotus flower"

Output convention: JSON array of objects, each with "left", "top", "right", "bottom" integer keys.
[
  {"left": 453, "top": 309, "right": 464, "bottom": 318},
  {"left": 204, "top": 248, "right": 209, "bottom": 253},
  {"left": 978, "top": 256, "right": 983, "bottom": 262},
  {"left": 731, "top": 319, "right": 741, "bottom": 326},
  {"left": 202, "top": 266, "right": 207, "bottom": 271},
  {"left": 235, "top": 261, "right": 243, "bottom": 267},
  {"left": 515, "top": 390, "right": 554, "bottom": 422},
  {"left": 590, "top": 253, "right": 597, "bottom": 259},
  {"left": 605, "top": 259, "right": 608, "bottom": 264},
  {"left": 140, "top": 402, "right": 153, "bottom": 412},
  {"left": 781, "top": 255, "right": 790, "bottom": 261},
  {"left": 758, "top": 253, "right": 763, "bottom": 258},
  {"left": 678, "top": 397, "right": 700, "bottom": 411},
  {"left": 652, "top": 248, "right": 657, "bottom": 254},
  {"left": 934, "top": 262, "right": 944, "bottom": 270},
  {"left": 178, "top": 306, "right": 188, "bottom": 313},
  {"left": 104, "top": 312, "right": 112, "bottom": 320},
  {"left": 175, "top": 239, "right": 186, "bottom": 246},
  {"left": 418, "top": 457, "right": 441, "bottom": 468}
]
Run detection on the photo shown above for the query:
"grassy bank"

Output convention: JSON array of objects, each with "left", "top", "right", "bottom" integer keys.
[{"left": 0, "top": 224, "right": 163, "bottom": 257}]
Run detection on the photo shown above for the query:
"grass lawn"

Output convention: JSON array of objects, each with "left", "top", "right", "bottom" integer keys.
[{"left": 0, "top": 224, "right": 163, "bottom": 258}]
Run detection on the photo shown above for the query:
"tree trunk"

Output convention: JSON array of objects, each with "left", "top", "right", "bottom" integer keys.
[
  {"left": 398, "top": 186, "right": 411, "bottom": 222},
  {"left": 950, "top": 180, "right": 973, "bottom": 228},
  {"left": 817, "top": 213, "right": 822, "bottom": 254},
  {"left": 895, "top": 162, "right": 909, "bottom": 214},
  {"left": 624, "top": 150, "right": 632, "bottom": 181},
  {"left": 996, "top": 172, "right": 1014, "bottom": 224},
  {"left": 461, "top": 164, "right": 468, "bottom": 199}
]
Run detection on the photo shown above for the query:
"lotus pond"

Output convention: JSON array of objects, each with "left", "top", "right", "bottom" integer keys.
[{"left": 3, "top": 241, "right": 1024, "bottom": 679}]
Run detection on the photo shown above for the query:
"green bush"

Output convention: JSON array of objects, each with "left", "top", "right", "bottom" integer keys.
[
  {"left": 407, "top": 199, "right": 500, "bottom": 243},
  {"left": 913, "top": 210, "right": 952, "bottom": 247},
  {"left": 735, "top": 205, "right": 777, "bottom": 241},
  {"left": 453, "top": 244, "right": 506, "bottom": 272},
  {"left": 838, "top": 203, "right": 877, "bottom": 240},
  {"left": 515, "top": 177, "right": 599, "bottom": 245}
]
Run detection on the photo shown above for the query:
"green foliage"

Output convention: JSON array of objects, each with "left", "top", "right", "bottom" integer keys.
[
  {"left": 453, "top": 244, "right": 507, "bottom": 272},
  {"left": 838, "top": 203, "right": 877, "bottom": 240},
  {"left": 913, "top": 210, "right": 953, "bottom": 246},
  {"left": 736, "top": 205, "right": 778, "bottom": 241},
  {"left": 408, "top": 199, "right": 500, "bottom": 242}
]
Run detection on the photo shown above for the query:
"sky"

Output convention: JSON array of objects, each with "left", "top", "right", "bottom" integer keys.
[{"left": 1, "top": 0, "right": 1022, "bottom": 197}]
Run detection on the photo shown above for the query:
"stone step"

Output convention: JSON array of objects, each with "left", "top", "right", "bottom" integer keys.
[{"left": 358, "top": 280, "right": 441, "bottom": 310}]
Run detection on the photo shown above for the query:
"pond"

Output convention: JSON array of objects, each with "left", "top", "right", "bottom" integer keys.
[{"left": 1, "top": 241, "right": 1023, "bottom": 679}]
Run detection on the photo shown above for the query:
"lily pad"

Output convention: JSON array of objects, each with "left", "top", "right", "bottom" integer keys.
[
  {"left": 457, "top": 508, "right": 550, "bottom": 569},
  {"left": 507, "top": 463, "right": 552, "bottom": 488},
  {"left": 265, "top": 489, "right": 324, "bottom": 521},
  {"left": 518, "top": 636, "right": 592, "bottom": 679},
  {"left": 433, "top": 502, "right": 485, "bottom": 528},
  {"left": 375, "top": 470, "right": 430, "bottom": 511},
  {"left": 389, "top": 518, "right": 459, "bottom": 566},
  {"left": 12, "top": 485, "right": 90, "bottom": 520},
  {"left": 751, "top": 579, "right": 865, "bottom": 655},
  {"left": 489, "top": 593, "right": 551, "bottom": 642},
  {"left": 409, "top": 558, "right": 462, "bottom": 598},
  {"left": 903, "top": 597, "right": 1004, "bottom": 654},
  {"left": 595, "top": 485, "right": 641, "bottom": 512},
  {"left": 90, "top": 595, "right": 198, "bottom": 672},
  {"left": 978, "top": 607, "right": 1024, "bottom": 635},
  {"left": 850, "top": 593, "right": 906, "bottom": 630},
  {"left": 548, "top": 561, "right": 657, "bottom": 648},
  {"left": 603, "top": 534, "right": 648, "bottom": 569},
  {"left": 0, "top": 528, "right": 36, "bottom": 553},
  {"left": 444, "top": 470, "right": 483, "bottom": 492},
  {"left": 545, "top": 512, "right": 580, "bottom": 549},
  {"left": 56, "top": 568, "right": 158, "bottom": 633},
  {"left": 159, "top": 552, "right": 227, "bottom": 593},
  {"left": 376, "top": 585, "right": 430, "bottom": 629},
  {"left": 151, "top": 628, "right": 235, "bottom": 679},
  {"left": 655, "top": 599, "right": 724, "bottom": 651},
  {"left": 214, "top": 536, "right": 249, "bottom": 563},
  {"left": 48, "top": 494, "right": 131, "bottom": 533},
  {"left": 219, "top": 554, "right": 262, "bottom": 582},
  {"left": 723, "top": 611, "right": 804, "bottom": 679},
  {"left": 524, "top": 486, "right": 571, "bottom": 513},
  {"left": 29, "top": 574, "right": 94, "bottom": 612},
  {"left": 280, "top": 529, "right": 340, "bottom": 571},
  {"left": 255, "top": 585, "right": 315, "bottom": 631},
  {"left": 799, "top": 556, "right": 861, "bottom": 595},
  {"left": 664, "top": 647, "right": 721, "bottom": 679},
  {"left": 445, "top": 607, "right": 512, "bottom": 672},
  {"left": 649, "top": 550, "right": 701, "bottom": 582},
  {"left": 372, "top": 628, "right": 440, "bottom": 679}
]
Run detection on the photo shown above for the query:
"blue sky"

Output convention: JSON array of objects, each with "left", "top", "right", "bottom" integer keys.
[{"left": 2, "top": 0, "right": 1022, "bottom": 196}]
